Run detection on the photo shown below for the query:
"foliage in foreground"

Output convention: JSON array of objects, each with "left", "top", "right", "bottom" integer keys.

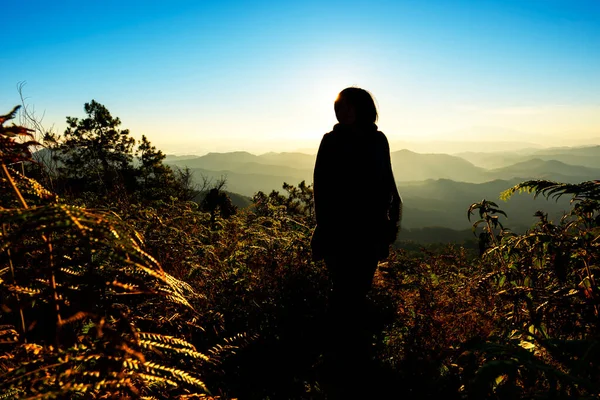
[
  {"left": 0, "top": 106, "right": 230, "bottom": 399},
  {"left": 463, "top": 181, "right": 600, "bottom": 399},
  {"left": 2, "top": 99, "right": 599, "bottom": 399}
]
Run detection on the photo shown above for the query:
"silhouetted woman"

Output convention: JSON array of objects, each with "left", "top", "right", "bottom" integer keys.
[{"left": 311, "top": 87, "right": 401, "bottom": 392}]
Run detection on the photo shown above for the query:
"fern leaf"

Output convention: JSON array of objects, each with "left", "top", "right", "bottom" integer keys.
[
  {"left": 138, "top": 332, "right": 197, "bottom": 350},
  {"left": 139, "top": 340, "right": 210, "bottom": 362}
]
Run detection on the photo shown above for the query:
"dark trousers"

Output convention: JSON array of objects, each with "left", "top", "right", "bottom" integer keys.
[
  {"left": 327, "top": 254, "right": 378, "bottom": 319},
  {"left": 323, "top": 254, "right": 379, "bottom": 394}
]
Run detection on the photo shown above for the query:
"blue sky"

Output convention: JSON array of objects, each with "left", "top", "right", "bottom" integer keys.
[{"left": 2, "top": 0, "right": 599, "bottom": 153}]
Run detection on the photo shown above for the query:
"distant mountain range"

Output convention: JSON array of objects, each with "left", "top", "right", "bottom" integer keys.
[
  {"left": 166, "top": 152, "right": 314, "bottom": 194},
  {"left": 166, "top": 146, "right": 600, "bottom": 197},
  {"left": 487, "top": 159, "right": 600, "bottom": 182},
  {"left": 389, "top": 140, "right": 544, "bottom": 154},
  {"left": 166, "top": 151, "right": 314, "bottom": 179},
  {"left": 391, "top": 150, "right": 486, "bottom": 182},
  {"left": 456, "top": 145, "right": 600, "bottom": 169},
  {"left": 163, "top": 146, "right": 599, "bottom": 231},
  {"left": 32, "top": 143, "right": 598, "bottom": 234}
]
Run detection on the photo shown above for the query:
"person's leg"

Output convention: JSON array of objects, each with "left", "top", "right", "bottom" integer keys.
[{"left": 324, "top": 255, "right": 378, "bottom": 395}]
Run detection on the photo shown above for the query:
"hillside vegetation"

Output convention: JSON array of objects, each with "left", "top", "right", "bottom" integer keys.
[
  {"left": 163, "top": 146, "right": 595, "bottom": 234},
  {"left": 1, "top": 102, "right": 599, "bottom": 399}
]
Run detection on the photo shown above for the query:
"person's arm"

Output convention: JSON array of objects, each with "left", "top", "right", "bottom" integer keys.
[
  {"left": 381, "top": 133, "right": 402, "bottom": 241},
  {"left": 313, "top": 134, "right": 334, "bottom": 230}
]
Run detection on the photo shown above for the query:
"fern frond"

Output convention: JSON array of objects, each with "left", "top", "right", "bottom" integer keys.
[
  {"left": 163, "top": 272, "right": 203, "bottom": 299},
  {"left": 0, "top": 106, "right": 21, "bottom": 125},
  {"left": 144, "top": 361, "right": 208, "bottom": 392},
  {"left": 138, "top": 332, "right": 197, "bottom": 350},
  {"left": 501, "top": 179, "right": 600, "bottom": 202},
  {"left": 139, "top": 340, "right": 210, "bottom": 362},
  {"left": 59, "top": 267, "right": 84, "bottom": 277},
  {"left": 7, "top": 285, "right": 41, "bottom": 296},
  {"left": 108, "top": 279, "right": 146, "bottom": 294},
  {"left": 0, "top": 327, "right": 19, "bottom": 344},
  {"left": 1, "top": 167, "right": 55, "bottom": 202},
  {"left": 136, "top": 372, "right": 178, "bottom": 387},
  {"left": 124, "top": 359, "right": 209, "bottom": 393},
  {"left": 160, "top": 287, "right": 193, "bottom": 309},
  {"left": 57, "top": 311, "right": 92, "bottom": 327},
  {"left": 0, "top": 387, "right": 22, "bottom": 400}
]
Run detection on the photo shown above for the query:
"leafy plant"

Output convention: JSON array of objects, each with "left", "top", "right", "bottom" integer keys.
[
  {"left": 464, "top": 180, "right": 600, "bottom": 399},
  {"left": 0, "top": 106, "right": 225, "bottom": 399},
  {"left": 468, "top": 199, "right": 510, "bottom": 258}
]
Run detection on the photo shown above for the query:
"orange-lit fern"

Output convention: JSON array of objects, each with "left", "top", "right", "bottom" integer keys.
[{"left": 0, "top": 106, "right": 232, "bottom": 399}]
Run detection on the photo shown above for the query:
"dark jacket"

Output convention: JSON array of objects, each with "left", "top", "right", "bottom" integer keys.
[{"left": 311, "top": 124, "right": 402, "bottom": 261}]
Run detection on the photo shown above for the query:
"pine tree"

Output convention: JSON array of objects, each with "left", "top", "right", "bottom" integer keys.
[{"left": 58, "top": 100, "right": 136, "bottom": 194}]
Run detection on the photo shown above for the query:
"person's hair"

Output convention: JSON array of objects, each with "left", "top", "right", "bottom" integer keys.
[{"left": 334, "top": 87, "right": 378, "bottom": 125}]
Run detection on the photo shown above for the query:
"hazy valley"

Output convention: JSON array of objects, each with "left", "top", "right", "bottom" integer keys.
[{"left": 165, "top": 145, "right": 599, "bottom": 236}]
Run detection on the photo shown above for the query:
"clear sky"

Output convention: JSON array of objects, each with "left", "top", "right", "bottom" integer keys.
[{"left": 2, "top": 0, "right": 599, "bottom": 154}]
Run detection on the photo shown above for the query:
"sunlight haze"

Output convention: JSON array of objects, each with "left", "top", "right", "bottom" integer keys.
[{"left": 2, "top": 0, "right": 599, "bottom": 154}]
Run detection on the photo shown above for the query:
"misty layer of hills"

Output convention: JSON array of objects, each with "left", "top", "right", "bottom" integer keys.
[{"left": 166, "top": 145, "right": 599, "bottom": 234}]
